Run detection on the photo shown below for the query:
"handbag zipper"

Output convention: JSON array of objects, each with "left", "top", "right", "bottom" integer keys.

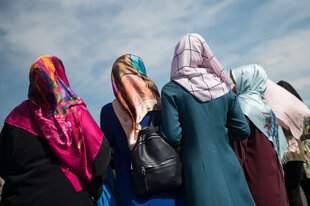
[{"left": 141, "top": 166, "right": 149, "bottom": 191}]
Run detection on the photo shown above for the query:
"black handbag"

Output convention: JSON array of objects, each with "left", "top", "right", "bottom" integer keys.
[{"left": 131, "top": 112, "right": 182, "bottom": 195}]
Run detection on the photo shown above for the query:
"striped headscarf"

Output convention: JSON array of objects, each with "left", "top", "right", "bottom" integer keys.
[
  {"left": 231, "top": 64, "right": 288, "bottom": 160},
  {"left": 170, "top": 33, "right": 234, "bottom": 102},
  {"left": 5, "top": 55, "right": 104, "bottom": 191},
  {"left": 111, "top": 54, "right": 161, "bottom": 150}
]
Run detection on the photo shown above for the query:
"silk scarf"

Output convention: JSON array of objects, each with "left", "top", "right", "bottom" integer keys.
[
  {"left": 111, "top": 54, "right": 161, "bottom": 150},
  {"left": 5, "top": 55, "right": 104, "bottom": 191},
  {"left": 170, "top": 33, "right": 234, "bottom": 102},
  {"left": 231, "top": 64, "right": 287, "bottom": 160},
  {"left": 264, "top": 79, "right": 310, "bottom": 139}
]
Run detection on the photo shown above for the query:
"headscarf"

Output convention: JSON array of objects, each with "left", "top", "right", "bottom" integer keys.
[
  {"left": 231, "top": 64, "right": 287, "bottom": 160},
  {"left": 170, "top": 33, "right": 234, "bottom": 102},
  {"left": 111, "top": 54, "right": 161, "bottom": 150},
  {"left": 5, "top": 55, "right": 104, "bottom": 191},
  {"left": 277, "top": 80, "right": 303, "bottom": 101},
  {"left": 264, "top": 79, "right": 310, "bottom": 139}
]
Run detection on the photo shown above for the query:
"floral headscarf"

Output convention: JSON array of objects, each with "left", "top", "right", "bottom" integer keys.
[
  {"left": 5, "top": 55, "right": 104, "bottom": 191},
  {"left": 111, "top": 54, "right": 161, "bottom": 150},
  {"left": 170, "top": 33, "right": 234, "bottom": 102},
  {"left": 231, "top": 64, "right": 287, "bottom": 160}
]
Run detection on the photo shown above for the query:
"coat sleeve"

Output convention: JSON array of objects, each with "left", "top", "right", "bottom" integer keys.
[
  {"left": 0, "top": 125, "right": 7, "bottom": 178},
  {"left": 227, "top": 91, "right": 250, "bottom": 141},
  {"left": 160, "top": 84, "right": 182, "bottom": 148},
  {"left": 87, "top": 135, "right": 111, "bottom": 201},
  {"left": 0, "top": 124, "right": 13, "bottom": 179}
]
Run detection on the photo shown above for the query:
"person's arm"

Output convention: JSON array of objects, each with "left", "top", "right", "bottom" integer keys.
[
  {"left": 100, "top": 104, "right": 116, "bottom": 148},
  {"left": 87, "top": 135, "right": 111, "bottom": 201},
  {"left": 79, "top": 107, "right": 111, "bottom": 202},
  {"left": 227, "top": 91, "right": 250, "bottom": 141},
  {"left": 160, "top": 84, "right": 182, "bottom": 148},
  {"left": 0, "top": 125, "right": 7, "bottom": 178}
]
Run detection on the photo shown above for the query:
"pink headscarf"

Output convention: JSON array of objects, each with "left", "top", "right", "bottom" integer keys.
[
  {"left": 264, "top": 79, "right": 310, "bottom": 139},
  {"left": 170, "top": 33, "right": 234, "bottom": 102},
  {"left": 5, "top": 55, "right": 104, "bottom": 191}
]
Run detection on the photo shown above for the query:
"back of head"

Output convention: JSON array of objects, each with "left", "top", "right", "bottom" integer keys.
[
  {"left": 5, "top": 55, "right": 105, "bottom": 192},
  {"left": 170, "top": 33, "right": 233, "bottom": 102},
  {"left": 265, "top": 79, "right": 310, "bottom": 139},
  {"left": 111, "top": 54, "right": 161, "bottom": 150},
  {"left": 231, "top": 64, "right": 267, "bottom": 96},
  {"left": 277, "top": 80, "right": 303, "bottom": 101}
]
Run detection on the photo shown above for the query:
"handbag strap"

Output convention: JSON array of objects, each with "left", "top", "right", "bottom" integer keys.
[
  {"left": 116, "top": 111, "right": 157, "bottom": 164},
  {"left": 149, "top": 111, "right": 156, "bottom": 127}
]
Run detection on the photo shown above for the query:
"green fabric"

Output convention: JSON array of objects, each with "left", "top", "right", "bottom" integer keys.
[
  {"left": 302, "top": 119, "right": 310, "bottom": 178},
  {"left": 160, "top": 81, "right": 255, "bottom": 206},
  {"left": 282, "top": 133, "right": 306, "bottom": 163}
]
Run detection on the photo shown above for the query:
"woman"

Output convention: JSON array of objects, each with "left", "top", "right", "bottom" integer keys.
[
  {"left": 264, "top": 79, "right": 310, "bottom": 205},
  {"left": 160, "top": 33, "right": 255, "bottom": 206},
  {"left": 100, "top": 54, "right": 186, "bottom": 206},
  {"left": 0, "top": 56, "right": 111, "bottom": 205},
  {"left": 230, "top": 64, "right": 289, "bottom": 206}
]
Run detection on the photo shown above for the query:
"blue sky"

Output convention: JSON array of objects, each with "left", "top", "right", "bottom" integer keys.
[{"left": 1, "top": 0, "right": 310, "bottom": 125}]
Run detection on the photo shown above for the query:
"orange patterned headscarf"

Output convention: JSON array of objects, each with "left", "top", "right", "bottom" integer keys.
[{"left": 111, "top": 54, "right": 161, "bottom": 150}]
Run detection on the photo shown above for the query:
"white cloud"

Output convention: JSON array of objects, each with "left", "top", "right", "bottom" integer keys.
[
  {"left": 231, "top": 28, "right": 310, "bottom": 85},
  {"left": 245, "top": 29, "right": 310, "bottom": 75},
  {"left": 290, "top": 76, "right": 310, "bottom": 91},
  {"left": 224, "top": 28, "right": 310, "bottom": 106},
  {"left": 1, "top": 0, "right": 310, "bottom": 122}
]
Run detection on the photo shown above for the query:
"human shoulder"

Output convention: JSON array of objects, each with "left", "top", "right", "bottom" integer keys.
[
  {"left": 100, "top": 102, "right": 120, "bottom": 131},
  {"left": 225, "top": 90, "right": 237, "bottom": 104},
  {"left": 161, "top": 81, "right": 184, "bottom": 97},
  {"left": 162, "top": 81, "right": 180, "bottom": 90},
  {"left": 101, "top": 102, "right": 114, "bottom": 115}
]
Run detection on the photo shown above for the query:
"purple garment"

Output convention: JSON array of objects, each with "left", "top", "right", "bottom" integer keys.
[{"left": 231, "top": 118, "right": 289, "bottom": 206}]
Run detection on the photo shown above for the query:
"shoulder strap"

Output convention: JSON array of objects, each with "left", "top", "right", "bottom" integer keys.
[{"left": 150, "top": 111, "right": 156, "bottom": 127}]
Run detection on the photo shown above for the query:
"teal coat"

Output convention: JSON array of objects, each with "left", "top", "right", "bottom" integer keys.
[{"left": 160, "top": 81, "right": 255, "bottom": 206}]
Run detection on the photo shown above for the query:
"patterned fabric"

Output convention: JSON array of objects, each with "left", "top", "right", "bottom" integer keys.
[
  {"left": 231, "top": 64, "right": 287, "bottom": 160},
  {"left": 111, "top": 54, "right": 161, "bottom": 150},
  {"left": 300, "top": 115, "right": 310, "bottom": 177},
  {"left": 170, "top": 33, "right": 234, "bottom": 102},
  {"left": 5, "top": 55, "right": 104, "bottom": 191},
  {"left": 302, "top": 139, "right": 310, "bottom": 178},
  {"left": 304, "top": 120, "right": 310, "bottom": 137},
  {"left": 301, "top": 119, "right": 310, "bottom": 177},
  {"left": 264, "top": 80, "right": 310, "bottom": 139},
  {"left": 282, "top": 133, "right": 306, "bottom": 163}
]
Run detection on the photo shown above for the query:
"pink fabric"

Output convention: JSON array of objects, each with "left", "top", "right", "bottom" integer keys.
[
  {"left": 5, "top": 55, "right": 103, "bottom": 191},
  {"left": 50, "top": 56, "right": 70, "bottom": 86},
  {"left": 170, "top": 33, "right": 234, "bottom": 102},
  {"left": 4, "top": 101, "right": 43, "bottom": 137},
  {"left": 264, "top": 79, "right": 310, "bottom": 139}
]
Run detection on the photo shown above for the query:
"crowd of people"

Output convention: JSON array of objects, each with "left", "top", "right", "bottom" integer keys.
[{"left": 0, "top": 33, "right": 309, "bottom": 206}]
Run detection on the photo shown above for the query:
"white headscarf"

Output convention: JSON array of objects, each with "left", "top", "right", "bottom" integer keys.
[{"left": 170, "top": 33, "right": 234, "bottom": 102}]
